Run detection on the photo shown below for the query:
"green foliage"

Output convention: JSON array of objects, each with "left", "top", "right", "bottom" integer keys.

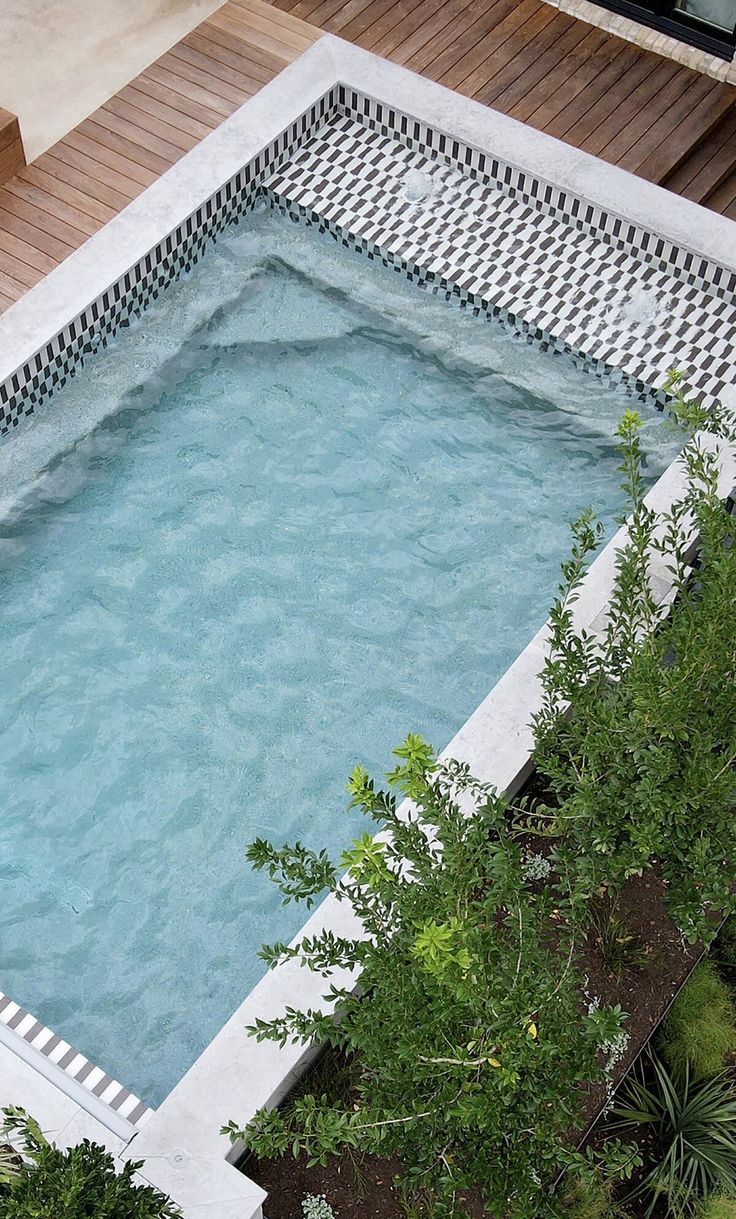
[
  {"left": 228, "top": 739, "right": 630, "bottom": 1219},
  {"left": 553, "top": 1171, "right": 621, "bottom": 1219},
  {"left": 660, "top": 961, "right": 736, "bottom": 1080},
  {"left": 531, "top": 407, "right": 736, "bottom": 944},
  {"left": 695, "top": 1194, "right": 736, "bottom": 1219},
  {"left": 612, "top": 1055, "right": 736, "bottom": 1215},
  {"left": 712, "top": 918, "right": 736, "bottom": 988},
  {"left": 0, "top": 1107, "right": 180, "bottom": 1218},
  {"left": 590, "top": 899, "right": 648, "bottom": 980}
]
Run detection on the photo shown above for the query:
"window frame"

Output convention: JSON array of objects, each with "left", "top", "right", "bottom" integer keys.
[{"left": 594, "top": 0, "right": 736, "bottom": 58}]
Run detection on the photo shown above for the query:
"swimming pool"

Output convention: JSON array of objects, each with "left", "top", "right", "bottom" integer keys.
[{"left": 0, "top": 212, "right": 680, "bottom": 1105}]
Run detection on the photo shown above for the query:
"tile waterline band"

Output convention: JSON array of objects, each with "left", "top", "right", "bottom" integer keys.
[{"left": 0, "top": 991, "right": 153, "bottom": 1135}]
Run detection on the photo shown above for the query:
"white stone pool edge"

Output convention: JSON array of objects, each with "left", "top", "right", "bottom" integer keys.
[{"left": 0, "top": 33, "right": 735, "bottom": 1219}]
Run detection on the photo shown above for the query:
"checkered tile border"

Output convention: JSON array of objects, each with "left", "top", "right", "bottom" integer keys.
[
  {"left": 337, "top": 87, "right": 736, "bottom": 302},
  {"left": 263, "top": 112, "right": 735, "bottom": 410},
  {"left": 2, "top": 86, "right": 735, "bottom": 434},
  {"left": 0, "top": 90, "right": 338, "bottom": 436},
  {"left": 0, "top": 990, "right": 153, "bottom": 1128}
]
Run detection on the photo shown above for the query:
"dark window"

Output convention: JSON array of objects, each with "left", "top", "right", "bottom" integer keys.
[{"left": 594, "top": 0, "right": 736, "bottom": 57}]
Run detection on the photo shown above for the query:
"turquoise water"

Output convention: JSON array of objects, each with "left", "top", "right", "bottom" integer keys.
[{"left": 0, "top": 215, "right": 679, "bottom": 1105}]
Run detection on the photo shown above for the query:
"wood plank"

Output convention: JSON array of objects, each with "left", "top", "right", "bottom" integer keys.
[
  {"left": 543, "top": 41, "right": 645, "bottom": 140},
  {"left": 0, "top": 113, "right": 21, "bottom": 155},
  {"left": 399, "top": 0, "right": 485, "bottom": 72},
  {"left": 633, "top": 81, "right": 736, "bottom": 182},
  {"left": 0, "top": 241, "right": 43, "bottom": 289},
  {"left": 62, "top": 128, "right": 160, "bottom": 189},
  {"left": 232, "top": 0, "right": 320, "bottom": 39},
  {"left": 175, "top": 33, "right": 274, "bottom": 91},
  {"left": 146, "top": 55, "right": 244, "bottom": 113},
  {"left": 0, "top": 202, "right": 75, "bottom": 261},
  {"left": 0, "top": 176, "right": 97, "bottom": 239},
  {"left": 102, "top": 95, "right": 198, "bottom": 154},
  {"left": 373, "top": 0, "right": 476, "bottom": 61},
  {"left": 466, "top": 5, "right": 561, "bottom": 102},
  {"left": 120, "top": 81, "right": 221, "bottom": 139},
  {"left": 16, "top": 164, "right": 117, "bottom": 226},
  {"left": 559, "top": 47, "right": 656, "bottom": 151},
  {"left": 489, "top": 15, "right": 592, "bottom": 114},
  {"left": 526, "top": 38, "right": 632, "bottom": 132},
  {"left": 209, "top": 4, "right": 313, "bottom": 58},
  {"left": 220, "top": 0, "right": 315, "bottom": 49},
  {"left": 0, "top": 144, "right": 24, "bottom": 185},
  {"left": 41, "top": 146, "right": 140, "bottom": 209},
  {"left": 76, "top": 117, "right": 174, "bottom": 176},
  {"left": 358, "top": 0, "right": 425, "bottom": 53},
  {"left": 0, "top": 108, "right": 25, "bottom": 188},
  {"left": 0, "top": 264, "right": 27, "bottom": 302},
  {"left": 482, "top": 11, "right": 580, "bottom": 107},
  {"left": 0, "top": 192, "right": 85, "bottom": 251},
  {"left": 588, "top": 59, "right": 687, "bottom": 161},
  {"left": 615, "top": 73, "right": 722, "bottom": 172},
  {"left": 508, "top": 26, "right": 610, "bottom": 123},
  {"left": 665, "top": 106, "right": 736, "bottom": 203},
  {"left": 336, "top": 0, "right": 397, "bottom": 43},
  {"left": 429, "top": 0, "right": 532, "bottom": 88},
  {"left": 0, "top": 226, "right": 57, "bottom": 275},
  {"left": 582, "top": 57, "right": 681, "bottom": 158},
  {"left": 290, "top": 0, "right": 352, "bottom": 23}
]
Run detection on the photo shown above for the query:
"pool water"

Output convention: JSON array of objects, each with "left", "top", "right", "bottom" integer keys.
[{"left": 0, "top": 214, "right": 680, "bottom": 1104}]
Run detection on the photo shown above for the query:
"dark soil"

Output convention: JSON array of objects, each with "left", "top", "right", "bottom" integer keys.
[{"left": 249, "top": 1150, "right": 405, "bottom": 1219}]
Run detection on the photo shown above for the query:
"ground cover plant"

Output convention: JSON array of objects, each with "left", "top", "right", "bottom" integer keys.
[
  {"left": 0, "top": 1108, "right": 179, "bottom": 1219},
  {"left": 660, "top": 962, "right": 736, "bottom": 1081},
  {"left": 230, "top": 393, "right": 736, "bottom": 1219}
]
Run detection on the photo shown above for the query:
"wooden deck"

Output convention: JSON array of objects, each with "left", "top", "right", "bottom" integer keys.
[
  {"left": 0, "top": 0, "right": 319, "bottom": 312},
  {"left": 0, "top": 0, "right": 734, "bottom": 315},
  {"left": 273, "top": 0, "right": 736, "bottom": 213}
]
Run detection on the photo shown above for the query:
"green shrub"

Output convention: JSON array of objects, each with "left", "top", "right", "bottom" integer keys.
[
  {"left": 695, "top": 1195, "right": 736, "bottom": 1219},
  {"left": 612, "top": 1054, "right": 736, "bottom": 1215},
  {"left": 660, "top": 961, "right": 736, "bottom": 1080},
  {"left": 532, "top": 407, "right": 736, "bottom": 945},
  {"left": 0, "top": 1107, "right": 179, "bottom": 1218},
  {"left": 225, "top": 737, "right": 632, "bottom": 1219}
]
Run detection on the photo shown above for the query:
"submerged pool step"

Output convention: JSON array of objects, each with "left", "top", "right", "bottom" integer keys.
[
  {"left": 0, "top": 989, "right": 154, "bottom": 1136},
  {"left": 264, "top": 112, "right": 736, "bottom": 410}
]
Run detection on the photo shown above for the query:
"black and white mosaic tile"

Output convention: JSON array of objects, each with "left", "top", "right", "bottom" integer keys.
[
  {"left": 2, "top": 91, "right": 735, "bottom": 437},
  {"left": 0, "top": 90, "right": 339, "bottom": 436},
  {"left": 0, "top": 990, "right": 153, "bottom": 1128},
  {"left": 265, "top": 113, "right": 736, "bottom": 410}
]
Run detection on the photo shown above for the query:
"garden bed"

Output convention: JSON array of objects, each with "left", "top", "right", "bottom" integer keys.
[{"left": 243, "top": 836, "right": 705, "bottom": 1217}]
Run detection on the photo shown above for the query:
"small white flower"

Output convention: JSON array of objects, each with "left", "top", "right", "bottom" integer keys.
[{"left": 302, "top": 1194, "right": 337, "bottom": 1219}]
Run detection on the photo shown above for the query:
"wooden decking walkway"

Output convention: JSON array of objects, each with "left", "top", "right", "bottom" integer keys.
[
  {"left": 272, "top": 0, "right": 736, "bottom": 216},
  {"left": 0, "top": 0, "right": 319, "bottom": 312},
  {"left": 0, "top": 0, "right": 735, "bottom": 315}
]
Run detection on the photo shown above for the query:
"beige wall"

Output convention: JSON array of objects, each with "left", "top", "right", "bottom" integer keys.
[{"left": 0, "top": 0, "right": 223, "bottom": 163}]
